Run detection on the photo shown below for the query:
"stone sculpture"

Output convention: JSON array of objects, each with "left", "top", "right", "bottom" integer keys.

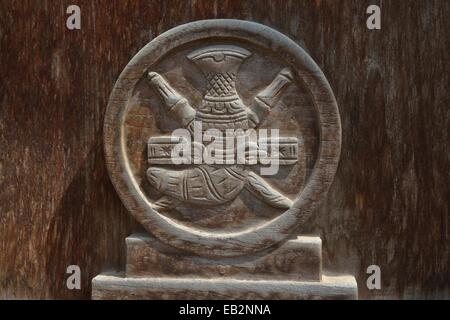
[{"left": 92, "top": 19, "right": 358, "bottom": 300}]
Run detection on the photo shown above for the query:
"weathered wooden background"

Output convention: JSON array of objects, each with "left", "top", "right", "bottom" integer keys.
[{"left": 0, "top": 0, "right": 448, "bottom": 299}]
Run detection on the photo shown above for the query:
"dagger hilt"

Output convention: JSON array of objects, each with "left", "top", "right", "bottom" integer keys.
[
  {"left": 248, "top": 68, "right": 294, "bottom": 127},
  {"left": 147, "top": 72, "right": 196, "bottom": 128}
]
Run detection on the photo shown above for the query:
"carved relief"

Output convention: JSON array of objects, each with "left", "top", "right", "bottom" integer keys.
[
  {"left": 145, "top": 45, "right": 296, "bottom": 211},
  {"left": 95, "top": 20, "right": 356, "bottom": 300},
  {"left": 102, "top": 20, "right": 342, "bottom": 258}
]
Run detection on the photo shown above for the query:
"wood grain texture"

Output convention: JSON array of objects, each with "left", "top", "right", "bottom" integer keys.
[{"left": 0, "top": 0, "right": 448, "bottom": 299}]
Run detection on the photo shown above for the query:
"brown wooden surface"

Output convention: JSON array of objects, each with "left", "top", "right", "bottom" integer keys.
[{"left": 0, "top": 0, "right": 448, "bottom": 299}]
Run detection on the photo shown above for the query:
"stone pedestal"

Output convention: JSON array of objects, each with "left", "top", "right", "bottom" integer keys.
[
  {"left": 97, "top": 20, "right": 358, "bottom": 300},
  {"left": 92, "top": 234, "right": 357, "bottom": 300}
]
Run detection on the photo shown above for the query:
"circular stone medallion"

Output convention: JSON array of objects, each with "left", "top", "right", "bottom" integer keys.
[{"left": 104, "top": 19, "right": 341, "bottom": 258}]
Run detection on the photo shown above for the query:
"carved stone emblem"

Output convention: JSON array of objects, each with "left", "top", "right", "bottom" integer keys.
[
  {"left": 146, "top": 45, "right": 296, "bottom": 211},
  {"left": 94, "top": 19, "right": 357, "bottom": 299}
]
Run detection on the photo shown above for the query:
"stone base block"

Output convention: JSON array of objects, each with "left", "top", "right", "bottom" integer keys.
[
  {"left": 126, "top": 233, "right": 322, "bottom": 281},
  {"left": 92, "top": 273, "right": 358, "bottom": 300}
]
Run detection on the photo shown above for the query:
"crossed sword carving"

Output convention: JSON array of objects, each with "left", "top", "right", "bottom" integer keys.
[{"left": 145, "top": 62, "right": 297, "bottom": 211}]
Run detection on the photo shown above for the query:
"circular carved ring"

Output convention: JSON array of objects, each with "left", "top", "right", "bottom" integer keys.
[{"left": 104, "top": 20, "right": 341, "bottom": 258}]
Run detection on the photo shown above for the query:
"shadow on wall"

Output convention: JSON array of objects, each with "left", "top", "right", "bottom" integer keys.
[{"left": 44, "top": 142, "right": 141, "bottom": 299}]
